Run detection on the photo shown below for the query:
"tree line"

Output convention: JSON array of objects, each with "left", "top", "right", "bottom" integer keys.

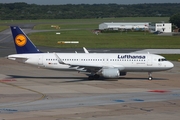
[{"left": 0, "top": 2, "right": 180, "bottom": 20}]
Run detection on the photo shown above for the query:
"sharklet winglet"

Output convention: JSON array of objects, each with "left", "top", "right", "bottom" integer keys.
[
  {"left": 83, "top": 47, "right": 89, "bottom": 53},
  {"left": 54, "top": 53, "right": 67, "bottom": 65}
]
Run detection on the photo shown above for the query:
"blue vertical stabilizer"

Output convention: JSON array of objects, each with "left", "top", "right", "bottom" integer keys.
[{"left": 10, "top": 26, "right": 41, "bottom": 54}]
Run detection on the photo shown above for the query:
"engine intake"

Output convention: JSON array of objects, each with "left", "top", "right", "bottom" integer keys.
[{"left": 101, "top": 68, "right": 126, "bottom": 78}]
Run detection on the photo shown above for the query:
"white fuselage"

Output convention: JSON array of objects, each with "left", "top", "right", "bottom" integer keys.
[{"left": 8, "top": 53, "right": 174, "bottom": 72}]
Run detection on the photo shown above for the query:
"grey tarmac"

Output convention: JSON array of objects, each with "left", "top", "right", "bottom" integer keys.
[{"left": 0, "top": 58, "right": 180, "bottom": 120}]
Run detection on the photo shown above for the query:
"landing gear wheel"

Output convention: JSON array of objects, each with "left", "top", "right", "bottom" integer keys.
[
  {"left": 93, "top": 74, "right": 100, "bottom": 79},
  {"left": 148, "top": 76, "right": 153, "bottom": 80},
  {"left": 88, "top": 74, "right": 100, "bottom": 80},
  {"left": 148, "top": 72, "right": 153, "bottom": 80},
  {"left": 88, "top": 76, "right": 94, "bottom": 80}
]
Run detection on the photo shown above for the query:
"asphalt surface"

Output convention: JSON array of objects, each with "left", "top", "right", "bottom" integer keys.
[{"left": 0, "top": 58, "right": 180, "bottom": 120}]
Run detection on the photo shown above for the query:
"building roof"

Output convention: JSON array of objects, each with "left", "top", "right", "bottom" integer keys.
[{"left": 101, "top": 22, "right": 150, "bottom": 25}]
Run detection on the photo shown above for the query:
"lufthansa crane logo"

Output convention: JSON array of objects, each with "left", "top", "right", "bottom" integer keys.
[{"left": 15, "top": 34, "right": 27, "bottom": 47}]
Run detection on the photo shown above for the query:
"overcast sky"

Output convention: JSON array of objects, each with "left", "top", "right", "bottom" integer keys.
[{"left": 0, "top": 0, "right": 180, "bottom": 5}]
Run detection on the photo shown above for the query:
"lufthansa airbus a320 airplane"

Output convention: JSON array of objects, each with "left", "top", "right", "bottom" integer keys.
[{"left": 7, "top": 26, "right": 174, "bottom": 80}]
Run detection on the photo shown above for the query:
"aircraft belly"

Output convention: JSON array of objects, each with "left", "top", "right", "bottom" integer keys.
[{"left": 123, "top": 66, "right": 168, "bottom": 72}]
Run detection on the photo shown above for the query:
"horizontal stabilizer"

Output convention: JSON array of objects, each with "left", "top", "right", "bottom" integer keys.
[{"left": 7, "top": 54, "right": 28, "bottom": 62}]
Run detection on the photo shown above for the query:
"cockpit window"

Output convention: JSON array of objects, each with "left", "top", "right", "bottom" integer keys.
[{"left": 158, "top": 58, "right": 167, "bottom": 62}]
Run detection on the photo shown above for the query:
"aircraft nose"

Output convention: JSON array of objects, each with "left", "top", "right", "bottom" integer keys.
[{"left": 168, "top": 62, "right": 174, "bottom": 69}]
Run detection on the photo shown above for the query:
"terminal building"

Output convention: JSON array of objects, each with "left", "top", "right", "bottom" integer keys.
[
  {"left": 99, "top": 22, "right": 172, "bottom": 33},
  {"left": 155, "top": 23, "right": 172, "bottom": 33},
  {"left": 99, "top": 22, "right": 150, "bottom": 30}
]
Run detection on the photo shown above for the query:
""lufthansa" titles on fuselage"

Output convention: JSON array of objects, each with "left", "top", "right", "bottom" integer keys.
[{"left": 118, "top": 55, "right": 146, "bottom": 59}]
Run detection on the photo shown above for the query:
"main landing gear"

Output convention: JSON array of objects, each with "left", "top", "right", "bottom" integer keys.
[
  {"left": 148, "top": 72, "right": 153, "bottom": 80},
  {"left": 88, "top": 74, "right": 100, "bottom": 80}
]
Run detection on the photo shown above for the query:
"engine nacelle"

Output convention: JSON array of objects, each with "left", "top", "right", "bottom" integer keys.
[
  {"left": 100, "top": 68, "right": 122, "bottom": 78},
  {"left": 101, "top": 68, "right": 127, "bottom": 78}
]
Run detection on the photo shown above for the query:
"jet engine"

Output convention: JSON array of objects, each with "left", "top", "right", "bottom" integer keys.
[{"left": 101, "top": 68, "right": 126, "bottom": 78}]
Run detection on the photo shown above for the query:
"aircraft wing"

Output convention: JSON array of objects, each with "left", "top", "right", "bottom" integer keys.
[
  {"left": 69, "top": 65, "right": 102, "bottom": 72},
  {"left": 54, "top": 53, "right": 124, "bottom": 72},
  {"left": 70, "top": 64, "right": 125, "bottom": 72},
  {"left": 55, "top": 53, "right": 102, "bottom": 72}
]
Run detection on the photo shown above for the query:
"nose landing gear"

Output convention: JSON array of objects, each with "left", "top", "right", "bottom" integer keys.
[{"left": 148, "top": 72, "right": 153, "bottom": 80}]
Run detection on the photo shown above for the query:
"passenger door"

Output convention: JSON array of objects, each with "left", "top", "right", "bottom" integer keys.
[
  {"left": 38, "top": 55, "right": 43, "bottom": 66},
  {"left": 147, "top": 55, "right": 152, "bottom": 66}
]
